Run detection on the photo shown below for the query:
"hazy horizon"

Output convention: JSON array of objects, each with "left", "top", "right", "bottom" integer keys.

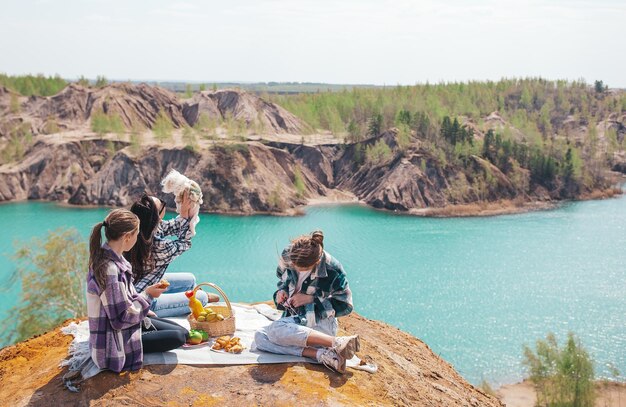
[{"left": 1, "top": 0, "right": 625, "bottom": 87}]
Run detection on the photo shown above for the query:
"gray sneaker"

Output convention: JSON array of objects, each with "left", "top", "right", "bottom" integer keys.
[
  {"left": 317, "top": 348, "right": 347, "bottom": 374},
  {"left": 333, "top": 335, "right": 360, "bottom": 360}
]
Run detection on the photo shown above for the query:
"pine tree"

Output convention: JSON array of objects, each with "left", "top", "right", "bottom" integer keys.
[{"left": 367, "top": 114, "right": 383, "bottom": 137}]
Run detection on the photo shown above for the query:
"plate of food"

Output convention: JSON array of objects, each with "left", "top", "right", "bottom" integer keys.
[
  {"left": 210, "top": 335, "right": 245, "bottom": 354},
  {"left": 182, "top": 329, "right": 211, "bottom": 349}
]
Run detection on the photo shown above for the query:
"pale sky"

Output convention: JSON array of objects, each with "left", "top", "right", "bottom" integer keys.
[{"left": 1, "top": 0, "right": 624, "bottom": 87}]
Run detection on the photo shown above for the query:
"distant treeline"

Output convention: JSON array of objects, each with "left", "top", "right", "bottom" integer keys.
[
  {"left": 268, "top": 78, "right": 625, "bottom": 137},
  {"left": 265, "top": 78, "right": 625, "bottom": 199},
  {"left": 0, "top": 73, "right": 380, "bottom": 95},
  {"left": 0, "top": 73, "right": 68, "bottom": 96}
]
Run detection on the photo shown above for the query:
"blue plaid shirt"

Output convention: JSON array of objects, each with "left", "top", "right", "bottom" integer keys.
[{"left": 134, "top": 216, "right": 193, "bottom": 293}]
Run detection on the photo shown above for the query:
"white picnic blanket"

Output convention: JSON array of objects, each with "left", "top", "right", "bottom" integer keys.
[
  {"left": 61, "top": 303, "right": 374, "bottom": 387},
  {"left": 144, "top": 303, "right": 314, "bottom": 365}
]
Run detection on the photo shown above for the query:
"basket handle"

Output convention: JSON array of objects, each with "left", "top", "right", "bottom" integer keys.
[{"left": 193, "top": 283, "right": 232, "bottom": 314}]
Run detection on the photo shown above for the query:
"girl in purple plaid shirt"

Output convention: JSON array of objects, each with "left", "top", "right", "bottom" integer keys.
[{"left": 87, "top": 209, "right": 189, "bottom": 372}]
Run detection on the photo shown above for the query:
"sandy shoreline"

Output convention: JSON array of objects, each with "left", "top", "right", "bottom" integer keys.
[
  {"left": 497, "top": 380, "right": 626, "bottom": 407},
  {"left": 0, "top": 186, "right": 622, "bottom": 218}
]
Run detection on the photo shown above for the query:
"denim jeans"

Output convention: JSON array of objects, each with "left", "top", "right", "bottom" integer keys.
[
  {"left": 254, "top": 316, "right": 338, "bottom": 357},
  {"left": 150, "top": 272, "right": 208, "bottom": 318}
]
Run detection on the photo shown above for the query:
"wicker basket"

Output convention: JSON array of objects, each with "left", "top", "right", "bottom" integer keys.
[{"left": 187, "top": 282, "right": 235, "bottom": 337}]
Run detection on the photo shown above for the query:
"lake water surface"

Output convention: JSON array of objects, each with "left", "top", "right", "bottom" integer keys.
[{"left": 0, "top": 196, "right": 624, "bottom": 385}]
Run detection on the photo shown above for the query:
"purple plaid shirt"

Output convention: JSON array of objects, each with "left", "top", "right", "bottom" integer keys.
[{"left": 87, "top": 243, "right": 152, "bottom": 372}]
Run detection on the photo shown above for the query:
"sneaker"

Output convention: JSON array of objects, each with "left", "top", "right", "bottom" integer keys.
[
  {"left": 317, "top": 348, "right": 346, "bottom": 374},
  {"left": 333, "top": 335, "right": 360, "bottom": 360}
]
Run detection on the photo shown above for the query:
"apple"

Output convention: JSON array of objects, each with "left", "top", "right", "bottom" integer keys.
[
  {"left": 188, "top": 331, "right": 203, "bottom": 345},
  {"left": 198, "top": 330, "right": 209, "bottom": 342}
]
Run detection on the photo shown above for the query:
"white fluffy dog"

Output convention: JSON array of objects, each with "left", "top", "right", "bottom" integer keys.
[{"left": 160, "top": 169, "right": 203, "bottom": 236}]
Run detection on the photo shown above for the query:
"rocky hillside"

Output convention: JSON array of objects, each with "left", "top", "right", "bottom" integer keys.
[
  {"left": 183, "top": 90, "right": 308, "bottom": 134},
  {"left": 0, "top": 138, "right": 326, "bottom": 213},
  {"left": 0, "top": 83, "right": 308, "bottom": 138},
  {"left": 0, "top": 311, "right": 503, "bottom": 407},
  {"left": 0, "top": 83, "right": 624, "bottom": 216}
]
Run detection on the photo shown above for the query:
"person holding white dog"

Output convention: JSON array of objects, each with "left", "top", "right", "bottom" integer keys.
[{"left": 125, "top": 171, "right": 218, "bottom": 317}]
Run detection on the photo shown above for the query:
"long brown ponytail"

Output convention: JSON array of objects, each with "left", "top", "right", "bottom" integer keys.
[
  {"left": 89, "top": 209, "right": 139, "bottom": 289},
  {"left": 289, "top": 230, "right": 324, "bottom": 269}
]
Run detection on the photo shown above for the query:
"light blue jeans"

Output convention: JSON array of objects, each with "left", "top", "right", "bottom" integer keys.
[
  {"left": 254, "top": 316, "right": 338, "bottom": 357},
  {"left": 150, "top": 272, "right": 208, "bottom": 318}
]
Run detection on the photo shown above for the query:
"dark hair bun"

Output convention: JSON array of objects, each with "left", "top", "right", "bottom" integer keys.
[{"left": 311, "top": 230, "right": 324, "bottom": 246}]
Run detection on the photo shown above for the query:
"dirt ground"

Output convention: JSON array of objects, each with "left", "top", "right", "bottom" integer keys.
[
  {"left": 497, "top": 380, "right": 626, "bottom": 407},
  {"left": 0, "top": 313, "right": 503, "bottom": 407}
]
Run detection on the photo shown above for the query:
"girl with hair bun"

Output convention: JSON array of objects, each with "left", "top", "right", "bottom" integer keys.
[
  {"left": 254, "top": 230, "right": 359, "bottom": 374},
  {"left": 87, "top": 209, "right": 188, "bottom": 373}
]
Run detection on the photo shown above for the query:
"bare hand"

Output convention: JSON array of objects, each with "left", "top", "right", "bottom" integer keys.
[
  {"left": 179, "top": 190, "right": 192, "bottom": 218},
  {"left": 208, "top": 293, "right": 220, "bottom": 303},
  {"left": 145, "top": 284, "right": 168, "bottom": 299},
  {"left": 147, "top": 310, "right": 157, "bottom": 317},
  {"left": 290, "top": 293, "right": 314, "bottom": 307},
  {"left": 275, "top": 290, "right": 288, "bottom": 305}
]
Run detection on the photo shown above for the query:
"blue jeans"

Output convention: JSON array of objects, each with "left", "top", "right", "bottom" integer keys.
[
  {"left": 150, "top": 272, "right": 208, "bottom": 318},
  {"left": 254, "top": 316, "right": 338, "bottom": 357}
]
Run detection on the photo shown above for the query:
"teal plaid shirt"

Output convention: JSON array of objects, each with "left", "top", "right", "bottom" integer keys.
[{"left": 274, "top": 248, "right": 353, "bottom": 324}]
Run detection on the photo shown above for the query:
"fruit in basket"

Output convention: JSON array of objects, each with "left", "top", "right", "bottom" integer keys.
[
  {"left": 204, "top": 307, "right": 214, "bottom": 313},
  {"left": 197, "top": 316, "right": 206, "bottom": 322},
  {"left": 187, "top": 330, "right": 203, "bottom": 345},
  {"left": 216, "top": 314, "right": 225, "bottom": 321},
  {"left": 206, "top": 313, "right": 218, "bottom": 322}
]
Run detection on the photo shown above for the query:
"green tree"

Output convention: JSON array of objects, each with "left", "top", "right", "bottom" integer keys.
[
  {"left": 396, "top": 123, "right": 412, "bottom": 152},
  {"left": 91, "top": 108, "right": 110, "bottom": 136},
  {"left": 366, "top": 138, "right": 392, "bottom": 164},
  {"left": 153, "top": 109, "right": 174, "bottom": 142},
  {"left": 109, "top": 113, "right": 125, "bottom": 136},
  {"left": 347, "top": 119, "right": 361, "bottom": 142},
  {"left": 293, "top": 166, "right": 306, "bottom": 198},
  {"left": 0, "top": 122, "right": 33, "bottom": 164},
  {"left": 353, "top": 143, "right": 365, "bottom": 166},
  {"left": 185, "top": 84, "right": 193, "bottom": 98},
  {"left": 0, "top": 229, "right": 88, "bottom": 346},
  {"left": 395, "top": 109, "right": 412, "bottom": 127},
  {"left": 76, "top": 76, "right": 90, "bottom": 87},
  {"left": 199, "top": 83, "right": 206, "bottom": 92},
  {"left": 520, "top": 86, "right": 533, "bottom": 109},
  {"left": 482, "top": 129, "right": 496, "bottom": 162},
  {"left": 523, "top": 332, "right": 595, "bottom": 407},
  {"left": 367, "top": 114, "right": 383, "bottom": 137},
  {"left": 95, "top": 75, "right": 108, "bottom": 88},
  {"left": 9, "top": 93, "right": 20, "bottom": 113},
  {"left": 594, "top": 80, "right": 605, "bottom": 93},
  {"left": 182, "top": 125, "right": 199, "bottom": 152}
]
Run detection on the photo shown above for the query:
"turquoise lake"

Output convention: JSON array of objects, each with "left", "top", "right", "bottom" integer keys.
[{"left": 0, "top": 196, "right": 624, "bottom": 386}]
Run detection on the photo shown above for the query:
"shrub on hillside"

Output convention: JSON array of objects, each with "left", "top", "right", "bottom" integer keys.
[
  {"left": 523, "top": 332, "right": 595, "bottom": 407},
  {"left": 0, "top": 228, "right": 88, "bottom": 346}
]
